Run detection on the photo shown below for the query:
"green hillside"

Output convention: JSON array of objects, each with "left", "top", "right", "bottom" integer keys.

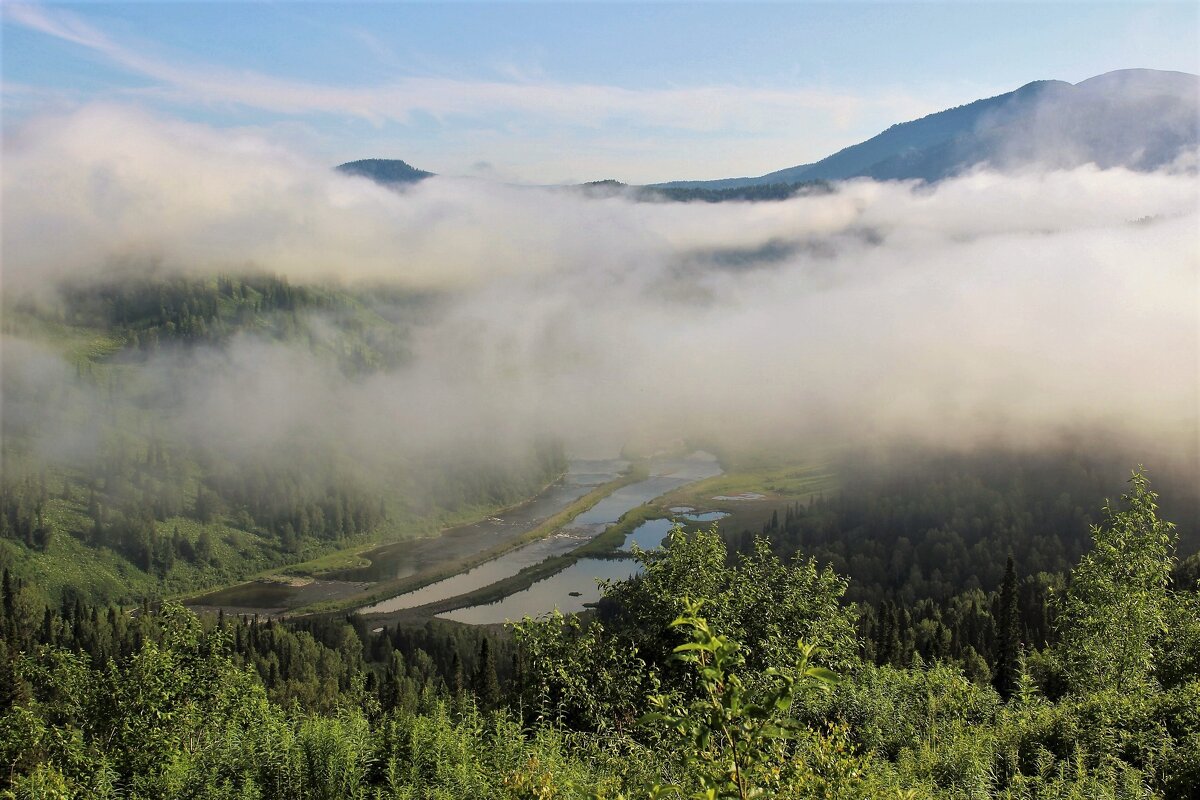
[{"left": 1, "top": 274, "right": 566, "bottom": 606}]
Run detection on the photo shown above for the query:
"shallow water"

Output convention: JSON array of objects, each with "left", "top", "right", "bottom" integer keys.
[
  {"left": 711, "top": 492, "right": 766, "bottom": 501},
  {"left": 618, "top": 510, "right": 726, "bottom": 553},
  {"left": 358, "top": 529, "right": 593, "bottom": 613},
  {"left": 189, "top": 458, "right": 627, "bottom": 612},
  {"left": 683, "top": 511, "right": 729, "bottom": 522},
  {"left": 328, "top": 460, "right": 628, "bottom": 583},
  {"left": 361, "top": 451, "right": 721, "bottom": 615},
  {"left": 569, "top": 477, "right": 686, "bottom": 526},
  {"left": 620, "top": 518, "right": 676, "bottom": 551},
  {"left": 438, "top": 558, "right": 643, "bottom": 624}
]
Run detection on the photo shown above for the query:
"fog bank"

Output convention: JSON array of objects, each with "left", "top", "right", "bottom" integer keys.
[{"left": 3, "top": 105, "right": 1197, "bottom": 466}]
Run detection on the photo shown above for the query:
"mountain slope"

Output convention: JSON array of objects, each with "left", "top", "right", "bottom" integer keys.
[{"left": 655, "top": 69, "right": 1199, "bottom": 189}]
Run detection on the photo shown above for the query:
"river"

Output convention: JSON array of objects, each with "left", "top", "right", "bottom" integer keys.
[
  {"left": 186, "top": 457, "right": 628, "bottom": 614},
  {"left": 370, "top": 451, "right": 723, "bottom": 622}
]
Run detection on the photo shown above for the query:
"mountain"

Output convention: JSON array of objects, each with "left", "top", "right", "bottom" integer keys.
[
  {"left": 336, "top": 158, "right": 433, "bottom": 185},
  {"left": 654, "top": 69, "right": 1199, "bottom": 189}
]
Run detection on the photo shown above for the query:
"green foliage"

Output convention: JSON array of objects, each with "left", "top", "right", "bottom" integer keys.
[
  {"left": 2, "top": 274, "right": 569, "bottom": 608},
  {"left": 1155, "top": 589, "right": 1200, "bottom": 689},
  {"left": 2, "top": 467, "right": 1198, "bottom": 799},
  {"left": 602, "top": 527, "right": 858, "bottom": 682},
  {"left": 0, "top": 599, "right": 619, "bottom": 799},
  {"left": 513, "top": 611, "right": 653, "bottom": 733},
  {"left": 994, "top": 556, "right": 1022, "bottom": 698},
  {"left": 1056, "top": 470, "right": 1177, "bottom": 695},
  {"left": 639, "top": 598, "right": 844, "bottom": 799}
]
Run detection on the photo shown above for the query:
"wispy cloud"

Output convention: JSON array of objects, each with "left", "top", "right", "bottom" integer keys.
[{"left": 3, "top": 3, "right": 938, "bottom": 141}]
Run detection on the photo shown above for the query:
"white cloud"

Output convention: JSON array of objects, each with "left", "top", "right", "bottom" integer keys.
[{"left": 3, "top": 2, "right": 950, "bottom": 182}]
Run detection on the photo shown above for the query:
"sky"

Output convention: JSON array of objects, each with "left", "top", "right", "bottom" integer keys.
[{"left": 3, "top": 1, "right": 1198, "bottom": 184}]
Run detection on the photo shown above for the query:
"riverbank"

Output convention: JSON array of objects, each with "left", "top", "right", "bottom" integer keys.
[
  {"left": 401, "top": 454, "right": 840, "bottom": 626},
  {"left": 186, "top": 459, "right": 643, "bottom": 615},
  {"left": 300, "top": 464, "right": 647, "bottom": 615},
  {"left": 364, "top": 452, "right": 728, "bottom": 625}
]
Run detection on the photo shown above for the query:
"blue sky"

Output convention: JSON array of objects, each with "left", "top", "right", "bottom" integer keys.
[{"left": 3, "top": 2, "right": 1198, "bottom": 183}]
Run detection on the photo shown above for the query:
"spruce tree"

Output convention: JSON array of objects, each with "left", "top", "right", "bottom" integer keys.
[
  {"left": 473, "top": 638, "right": 501, "bottom": 710},
  {"left": 994, "top": 556, "right": 1021, "bottom": 698},
  {"left": 450, "top": 651, "right": 465, "bottom": 700}
]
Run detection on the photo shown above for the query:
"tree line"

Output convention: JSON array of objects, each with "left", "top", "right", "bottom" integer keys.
[{"left": 2, "top": 469, "right": 1198, "bottom": 797}]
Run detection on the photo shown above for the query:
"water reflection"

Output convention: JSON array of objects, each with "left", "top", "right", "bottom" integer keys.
[
  {"left": 362, "top": 452, "right": 720, "bottom": 615},
  {"left": 330, "top": 459, "right": 628, "bottom": 583},
  {"left": 683, "top": 511, "right": 729, "bottom": 522},
  {"left": 439, "top": 558, "right": 642, "bottom": 625},
  {"left": 620, "top": 518, "right": 675, "bottom": 551}
]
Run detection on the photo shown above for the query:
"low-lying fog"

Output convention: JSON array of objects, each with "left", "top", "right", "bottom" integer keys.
[{"left": 3, "top": 105, "right": 1197, "bottom": 473}]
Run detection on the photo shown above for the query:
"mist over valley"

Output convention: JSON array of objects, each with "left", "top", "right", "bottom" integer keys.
[{"left": 2, "top": 8, "right": 1199, "bottom": 792}]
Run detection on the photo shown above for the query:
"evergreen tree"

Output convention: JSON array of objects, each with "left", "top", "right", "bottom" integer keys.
[
  {"left": 993, "top": 556, "right": 1021, "bottom": 698},
  {"left": 449, "top": 651, "right": 465, "bottom": 700},
  {"left": 473, "top": 638, "right": 500, "bottom": 710}
]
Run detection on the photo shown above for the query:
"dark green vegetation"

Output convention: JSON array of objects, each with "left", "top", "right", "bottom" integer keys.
[
  {"left": 644, "top": 181, "right": 833, "bottom": 203},
  {"left": 1, "top": 274, "right": 567, "bottom": 605},
  {"left": 3, "top": 467, "right": 1199, "bottom": 798},
  {"left": 577, "top": 179, "right": 833, "bottom": 203},
  {"left": 336, "top": 159, "right": 434, "bottom": 185}
]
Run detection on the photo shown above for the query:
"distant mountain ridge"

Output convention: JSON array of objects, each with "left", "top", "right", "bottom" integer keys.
[
  {"left": 336, "top": 70, "right": 1197, "bottom": 194},
  {"left": 653, "top": 69, "right": 1199, "bottom": 189}
]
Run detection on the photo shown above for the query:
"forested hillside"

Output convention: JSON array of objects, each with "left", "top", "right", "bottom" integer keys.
[
  {"left": 737, "top": 447, "right": 1199, "bottom": 677},
  {"left": 2, "top": 471, "right": 1197, "bottom": 798},
  {"left": 1, "top": 274, "right": 567, "bottom": 604}
]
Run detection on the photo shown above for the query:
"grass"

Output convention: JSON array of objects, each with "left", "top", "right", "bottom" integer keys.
[
  {"left": 8, "top": 493, "right": 272, "bottom": 605},
  {"left": 663, "top": 463, "right": 836, "bottom": 508},
  {"left": 14, "top": 490, "right": 301, "bottom": 605},
  {"left": 1, "top": 536, "right": 141, "bottom": 607},
  {"left": 267, "top": 545, "right": 375, "bottom": 577}
]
